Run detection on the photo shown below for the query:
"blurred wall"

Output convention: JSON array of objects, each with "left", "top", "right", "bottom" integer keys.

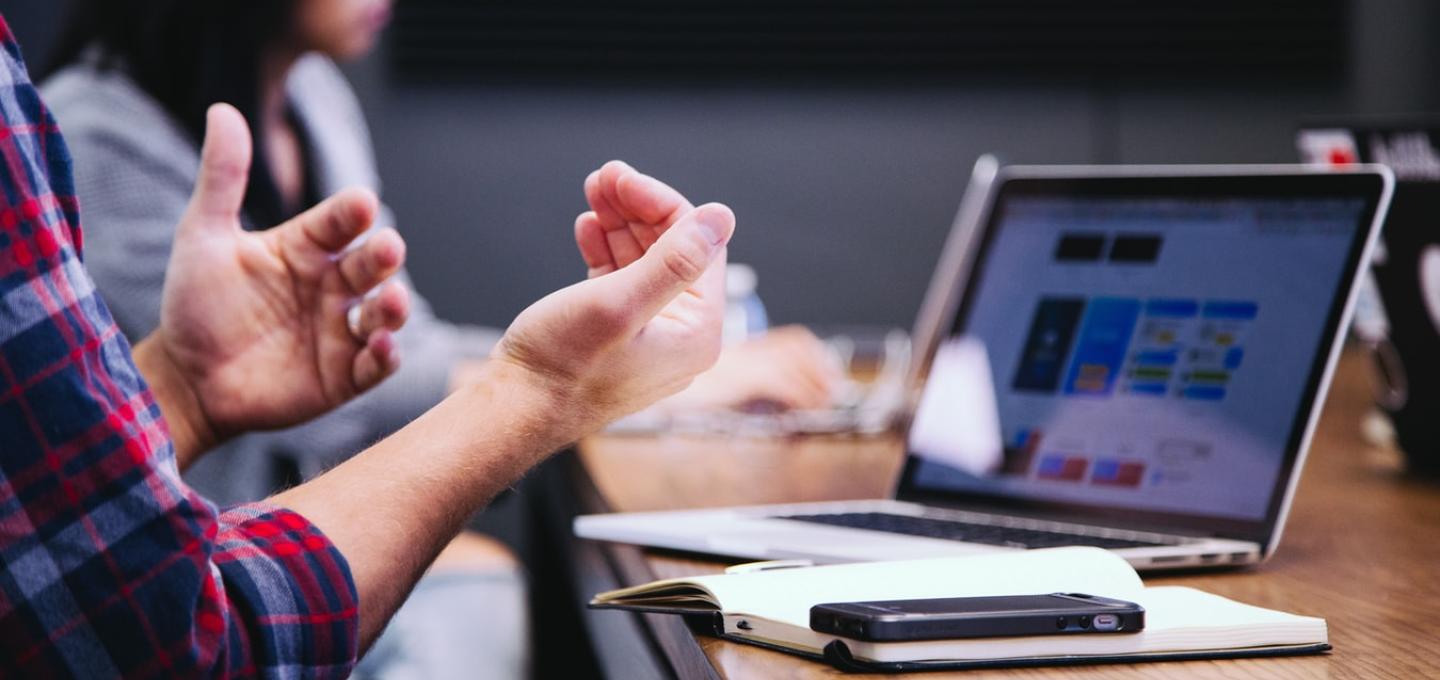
[{"left": 5, "top": 2, "right": 1439, "bottom": 330}]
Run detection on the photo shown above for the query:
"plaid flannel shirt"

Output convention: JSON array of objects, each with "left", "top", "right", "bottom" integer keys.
[{"left": 0, "top": 16, "right": 359, "bottom": 678}]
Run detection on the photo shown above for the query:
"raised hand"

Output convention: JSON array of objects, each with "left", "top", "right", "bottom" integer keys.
[
  {"left": 137, "top": 104, "right": 410, "bottom": 460},
  {"left": 272, "top": 164, "right": 729, "bottom": 647},
  {"left": 490, "top": 162, "right": 734, "bottom": 434},
  {"left": 574, "top": 162, "right": 841, "bottom": 413},
  {"left": 574, "top": 160, "right": 694, "bottom": 278}
]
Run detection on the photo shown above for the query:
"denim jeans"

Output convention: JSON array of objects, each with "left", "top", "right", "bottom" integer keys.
[{"left": 354, "top": 566, "right": 529, "bottom": 680}]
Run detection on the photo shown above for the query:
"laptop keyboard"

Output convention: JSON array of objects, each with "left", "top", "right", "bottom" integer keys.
[{"left": 778, "top": 512, "right": 1167, "bottom": 550}]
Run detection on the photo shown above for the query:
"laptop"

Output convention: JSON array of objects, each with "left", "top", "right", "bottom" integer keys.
[{"left": 576, "top": 164, "right": 1394, "bottom": 571}]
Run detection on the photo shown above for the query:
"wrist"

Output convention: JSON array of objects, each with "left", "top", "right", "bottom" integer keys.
[
  {"left": 132, "top": 331, "right": 222, "bottom": 467},
  {"left": 446, "top": 358, "right": 492, "bottom": 394},
  {"left": 467, "top": 356, "right": 596, "bottom": 452}
]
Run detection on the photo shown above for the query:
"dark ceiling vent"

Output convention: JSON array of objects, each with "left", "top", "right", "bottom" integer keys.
[{"left": 390, "top": 0, "right": 1346, "bottom": 83}]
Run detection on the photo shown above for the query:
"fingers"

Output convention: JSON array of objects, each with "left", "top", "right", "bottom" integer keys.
[
  {"left": 345, "top": 278, "right": 408, "bottom": 395},
  {"left": 779, "top": 360, "right": 838, "bottom": 409},
  {"left": 574, "top": 211, "right": 617, "bottom": 278},
  {"left": 770, "top": 326, "right": 846, "bottom": 395},
  {"left": 604, "top": 223, "right": 646, "bottom": 270},
  {"left": 185, "top": 103, "right": 252, "bottom": 224},
  {"left": 714, "top": 326, "right": 840, "bottom": 410},
  {"left": 603, "top": 203, "right": 735, "bottom": 325},
  {"left": 760, "top": 372, "right": 832, "bottom": 410},
  {"left": 590, "top": 160, "right": 688, "bottom": 227},
  {"left": 282, "top": 187, "right": 380, "bottom": 254},
  {"left": 581, "top": 160, "right": 694, "bottom": 270},
  {"left": 584, "top": 161, "right": 632, "bottom": 229},
  {"left": 351, "top": 281, "right": 410, "bottom": 338},
  {"left": 352, "top": 328, "right": 401, "bottom": 393},
  {"left": 732, "top": 364, "right": 831, "bottom": 411},
  {"left": 584, "top": 164, "right": 644, "bottom": 266},
  {"left": 757, "top": 360, "right": 832, "bottom": 410},
  {"left": 614, "top": 167, "right": 690, "bottom": 229},
  {"left": 342, "top": 278, "right": 407, "bottom": 397},
  {"left": 338, "top": 226, "right": 406, "bottom": 295}
]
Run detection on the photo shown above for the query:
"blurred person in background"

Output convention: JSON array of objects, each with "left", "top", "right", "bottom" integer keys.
[{"left": 40, "top": 0, "right": 838, "bottom": 677}]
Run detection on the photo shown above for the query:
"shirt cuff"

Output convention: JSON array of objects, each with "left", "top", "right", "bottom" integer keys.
[{"left": 213, "top": 503, "right": 360, "bottom": 678}]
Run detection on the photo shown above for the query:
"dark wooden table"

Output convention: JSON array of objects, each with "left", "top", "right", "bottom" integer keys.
[{"left": 566, "top": 351, "right": 1440, "bottom": 678}]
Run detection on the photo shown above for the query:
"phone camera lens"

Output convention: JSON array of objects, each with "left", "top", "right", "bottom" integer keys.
[
  {"left": 1056, "top": 616, "right": 1067, "bottom": 629},
  {"left": 1079, "top": 615, "right": 1092, "bottom": 629}
]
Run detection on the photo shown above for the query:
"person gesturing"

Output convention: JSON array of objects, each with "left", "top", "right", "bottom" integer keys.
[
  {"left": 276, "top": 163, "right": 736, "bottom": 649},
  {"left": 0, "top": 11, "right": 734, "bottom": 673}
]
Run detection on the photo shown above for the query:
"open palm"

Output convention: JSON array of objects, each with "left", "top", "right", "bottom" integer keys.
[{"left": 155, "top": 104, "right": 410, "bottom": 438}]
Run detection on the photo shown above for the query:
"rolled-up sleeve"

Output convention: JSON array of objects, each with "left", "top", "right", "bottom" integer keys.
[{"left": 212, "top": 505, "right": 359, "bottom": 677}]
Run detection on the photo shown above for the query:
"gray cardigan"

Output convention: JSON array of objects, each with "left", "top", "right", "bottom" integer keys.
[{"left": 43, "top": 55, "right": 501, "bottom": 505}]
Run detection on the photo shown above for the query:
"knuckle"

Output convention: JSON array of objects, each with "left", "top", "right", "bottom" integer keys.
[
  {"left": 205, "top": 155, "right": 247, "bottom": 184},
  {"left": 660, "top": 245, "right": 705, "bottom": 283}
]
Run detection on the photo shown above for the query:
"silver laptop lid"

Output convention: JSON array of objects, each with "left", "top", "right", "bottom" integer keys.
[
  {"left": 906, "top": 154, "right": 1001, "bottom": 403},
  {"left": 897, "top": 165, "right": 1393, "bottom": 551}
]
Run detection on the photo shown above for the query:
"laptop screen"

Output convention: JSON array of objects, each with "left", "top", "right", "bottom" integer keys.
[{"left": 900, "top": 171, "right": 1386, "bottom": 541}]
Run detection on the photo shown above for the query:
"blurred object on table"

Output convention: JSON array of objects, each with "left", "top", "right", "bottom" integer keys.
[
  {"left": 724, "top": 263, "right": 769, "bottom": 345},
  {"left": 608, "top": 327, "right": 911, "bottom": 437}
]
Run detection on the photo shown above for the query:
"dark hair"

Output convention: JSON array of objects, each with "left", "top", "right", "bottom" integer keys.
[{"left": 44, "top": 0, "right": 301, "bottom": 229}]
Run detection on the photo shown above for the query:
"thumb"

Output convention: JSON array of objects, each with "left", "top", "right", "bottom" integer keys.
[
  {"left": 602, "top": 202, "right": 734, "bottom": 324},
  {"left": 185, "top": 103, "right": 253, "bottom": 223}
]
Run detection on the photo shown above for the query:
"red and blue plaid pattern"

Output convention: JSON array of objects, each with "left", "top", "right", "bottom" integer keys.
[{"left": 0, "top": 16, "right": 359, "bottom": 678}]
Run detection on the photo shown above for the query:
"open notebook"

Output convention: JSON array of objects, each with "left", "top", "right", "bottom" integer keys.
[{"left": 590, "top": 548, "right": 1328, "bottom": 672}]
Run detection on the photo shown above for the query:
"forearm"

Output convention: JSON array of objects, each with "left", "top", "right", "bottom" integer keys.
[
  {"left": 132, "top": 332, "right": 220, "bottom": 469},
  {"left": 269, "top": 359, "right": 577, "bottom": 649}
]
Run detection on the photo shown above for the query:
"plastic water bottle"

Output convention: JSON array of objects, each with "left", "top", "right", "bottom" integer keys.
[{"left": 724, "top": 263, "right": 768, "bottom": 345}]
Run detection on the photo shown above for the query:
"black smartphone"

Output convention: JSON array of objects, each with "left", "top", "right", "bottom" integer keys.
[{"left": 810, "top": 593, "right": 1145, "bottom": 641}]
